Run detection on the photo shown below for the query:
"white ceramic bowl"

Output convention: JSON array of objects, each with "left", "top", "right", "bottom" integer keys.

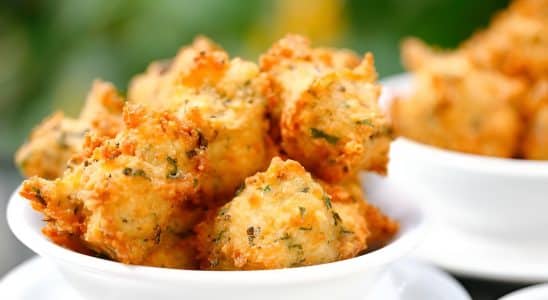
[
  {"left": 383, "top": 73, "right": 548, "bottom": 243},
  {"left": 7, "top": 174, "right": 424, "bottom": 300},
  {"left": 499, "top": 283, "right": 548, "bottom": 300}
]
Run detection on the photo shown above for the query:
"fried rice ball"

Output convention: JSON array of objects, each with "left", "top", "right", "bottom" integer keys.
[
  {"left": 129, "top": 37, "right": 271, "bottom": 201},
  {"left": 195, "top": 157, "right": 346, "bottom": 270},
  {"left": 261, "top": 34, "right": 391, "bottom": 181},
  {"left": 392, "top": 39, "right": 525, "bottom": 158},
  {"left": 15, "top": 80, "right": 124, "bottom": 179},
  {"left": 20, "top": 105, "right": 209, "bottom": 267}
]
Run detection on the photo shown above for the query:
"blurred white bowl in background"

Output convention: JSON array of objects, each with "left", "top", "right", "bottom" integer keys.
[{"left": 382, "top": 73, "right": 548, "bottom": 243}]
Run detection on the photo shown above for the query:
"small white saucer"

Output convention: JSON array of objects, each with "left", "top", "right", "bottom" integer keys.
[
  {"left": 0, "top": 256, "right": 469, "bottom": 300},
  {"left": 370, "top": 259, "right": 471, "bottom": 300},
  {"left": 412, "top": 218, "right": 548, "bottom": 283},
  {"left": 499, "top": 284, "right": 548, "bottom": 300},
  {"left": 0, "top": 257, "right": 81, "bottom": 299}
]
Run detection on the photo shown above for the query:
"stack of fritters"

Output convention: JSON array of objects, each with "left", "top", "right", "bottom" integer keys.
[
  {"left": 391, "top": 0, "right": 548, "bottom": 160},
  {"left": 16, "top": 34, "right": 398, "bottom": 270}
]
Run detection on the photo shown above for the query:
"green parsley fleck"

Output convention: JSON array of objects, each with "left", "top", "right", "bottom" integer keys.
[
  {"left": 212, "top": 229, "right": 227, "bottom": 243},
  {"left": 186, "top": 149, "right": 198, "bottom": 159},
  {"left": 133, "top": 169, "right": 147, "bottom": 177},
  {"left": 123, "top": 167, "right": 132, "bottom": 176},
  {"left": 310, "top": 128, "right": 339, "bottom": 145},
  {"left": 166, "top": 156, "right": 180, "bottom": 178},
  {"left": 356, "top": 119, "right": 374, "bottom": 127},
  {"left": 323, "top": 195, "right": 332, "bottom": 209},
  {"left": 288, "top": 243, "right": 303, "bottom": 250},
  {"left": 277, "top": 232, "right": 290, "bottom": 241},
  {"left": 31, "top": 187, "right": 46, "bottom": 206},
  {"left": 122, "top": 167, "right": 148, "bottom": 179},
  {"left": 235, "top": 182, "right": 246, "bottom": 196},
  {"left": 333, "top": 212, "right": 343, "bottom": 226},
  {"left": 298, "top": 206, "right": 306, "bottom": 218},
  {"left": 247, "top": 226, "right": 260, "bottom": 245}
]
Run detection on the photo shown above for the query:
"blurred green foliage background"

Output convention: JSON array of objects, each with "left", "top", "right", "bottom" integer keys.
[{"left": 0, "top": 0, "right": 509, "bottom": 161}]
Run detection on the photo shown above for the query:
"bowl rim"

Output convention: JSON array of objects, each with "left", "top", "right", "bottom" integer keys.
[
  {"left": 7, "top": 183, "right": 425, "bottom": 285},
  {"left": 381, "top": 73, "right": 548, "bottom": 177},
  {"left": 393, "top": 137, "right": 548, "bottom": 177}
]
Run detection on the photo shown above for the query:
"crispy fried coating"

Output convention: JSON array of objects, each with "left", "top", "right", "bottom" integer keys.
[
  {"left": 15, "top": 113, "right": 88, "bottom": 179},
  {"left": 397, "top": 0, "right": 548, "bottom": 159},
  {"left": 79, "top": 80, "right": 125, "bottom": 137},
  {"left": 18, "top": 35, "right": 402, "bottom": 270},
  {"left": 15, "top": 80, "right": 124, "bottom": 179},
  {"left": 20, "top": 105, "right": 209, "bottom": 267},
  {"left": 141, "top": 233, "right": 198, "bottom": 269},
  {"left": 523, "top": 104, "right": 548, "bottom": 159},
  {"left": 128, "top": 36, "right": 221, "bottom": 107},
  {"left": 282, "top": 56, "right": 390, "bottom": 181},
  {"left": 319, "top": 180, "right": 368, "bottom": 258},
  {"left": 362, "top": 200, "right": 400, "bottom": 251},
  {"left": 320, "top": 179, "right": 398, "bottom": 255},
  {"left": 464, "top": 0, "right": 548, "bottom": 159},
  {"left": 260, "top": 34, "right": 361, "bottom": 141},
  {"left": 195, "top": 158, "right": 345, "bottom": 270},
  {"left": 463, "top": 0, "right": 548, "bottom": 79},
  {"left": 523, "top": 78, "right": 548, "bottom": 119},
  {"left": 261, "top": 34, "right": 391, "bottom": 181},
  {"left": 129, "top": 37, "right": 271, "bottom": 201},
  {"left": 521, "top": 78, "right": 548, "bottom": 159},
  {"left": 393, "top": 39, "right": 525, "bottom": 158}
]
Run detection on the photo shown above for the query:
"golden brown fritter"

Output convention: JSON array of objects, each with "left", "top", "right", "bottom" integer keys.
[
  {"left": 320, "top": 179, "right": 398, "bottom": 255},
  {"left": 15, "top": 113, "right": 88, "bottom": 179},
  {"left": 261, "top": 34, "right": 391, "bottom": 181},
  {"left": 463, "top": 0, "right": 548, "bottom": 79},
  {"left": 396, "top": 0, "right": 548, "bottom": 160},
  {"left": 260, "top": 34, "right": 361, "bottom": 141},
  {"left": 141, "top": 232, "right": 198, "bottom": 269},
  {"left": 20, "top": 105, "right": 209, "bottom": 267},
  {"left": 128, "top": 36, "right": 221, "bottom": 107},
  {"left": 129, "top": 37, "right": 271, "bottom": 201},
  {"left": 523, "top": 104, "right": 548, "bottom": 160},
  {"left": 319, "top": 180, "right": 369, "bottom": 258},
  {"left": 362, "top": 201, "right": 400, "bottom": 251},
  {"left": 15, "top": 80, "right": 124, "bottom": 179},
  {"left": 18, "top": 35, "right": 401, "bottom": 271},
  {"left": 195, "top": 158, "right": 345, "bottom": 270},
  {"left": 281, "top": 56, "right": 390, "bottom": 181},
  {"left": 126, "top": 59, "right": 172, "bottom": 107},
  {"left": 523, "top": 78, "right": 548, "bottom": 119},
  {"left": 79, "top": 80, "right": 125, "bottom": 138},
  {"left": 392, "top": 39, "right": 525, "bottom": 158}
]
